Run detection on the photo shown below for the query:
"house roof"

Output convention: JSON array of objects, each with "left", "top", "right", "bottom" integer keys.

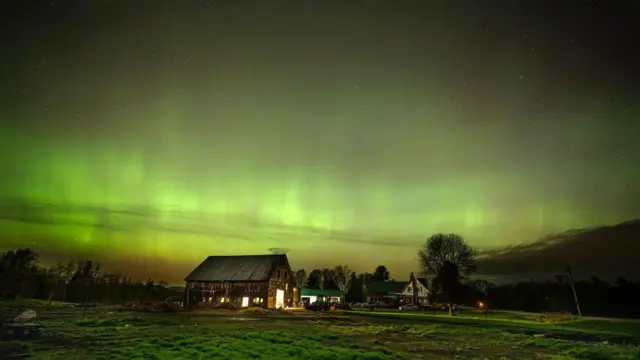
[
  {"left": 184, "top": 254, "right": 287, "bottom": 282},
  {"left": 415, "top": 278, "right": 431, "bottom": 292},
  {"left": 301, "top": 288, "right": 343, "bottom": 297},
  {"left": 366, "top": 281, "right": 408, "bottom": 294}
]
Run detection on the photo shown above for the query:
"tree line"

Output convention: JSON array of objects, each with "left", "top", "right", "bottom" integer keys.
[
  {"left": 0, "top": 248, "right": 182, "bottom": 311},
  {"left": 293, "top": 233, "right": 640, "bottom": 318},
  {"left": 293, "top": 233, "right": 478, "bottom": 315},
  {"left": 479, "top": 276, "right": 640, "bottom": 318},
  {"left": 3, "top": 232, "right": 639, "bottom": 318}
]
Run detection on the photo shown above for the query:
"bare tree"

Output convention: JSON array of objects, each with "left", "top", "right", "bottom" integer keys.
[
  {"left": 418, "top": 233, "right": 476, "bottom": 279},
  {"left": 418, "top": 234, "right": 476, "bottom": 315},
  {"left": 59, "top": 261, "right": 75, "bottom": 302},
  {"left": 75, "top": 260, "right": 101, "bottom": 318},
  {"left": 318, "top": 268, "right": 333, "bottom": 290},
  {"left": 473, "top": 279, "right": 490, "bottom": 298},
  {"left": 46, "top": 266, "right": 62, "bottom": 309},
  {"left": 332, "top": 265, "right": 351, "bottom": 302}
]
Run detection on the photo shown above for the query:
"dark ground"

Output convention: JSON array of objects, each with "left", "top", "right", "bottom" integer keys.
[{"left": 2, "top": 300, "right": 640, "bottom": 359}]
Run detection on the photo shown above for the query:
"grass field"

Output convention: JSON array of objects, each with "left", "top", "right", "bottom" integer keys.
[
  {"left": 2, "top": 300, "right": 640, "bottom": 359},
  {"left": 344, "top": 309, "right": 640, "bottom": 342}
]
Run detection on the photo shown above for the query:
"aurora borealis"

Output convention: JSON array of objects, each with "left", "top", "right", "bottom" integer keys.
[{"left": 1, "top": 1, "right": 638, "bottom": 284}]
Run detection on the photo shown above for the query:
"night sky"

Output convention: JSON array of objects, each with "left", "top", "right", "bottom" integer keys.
[{"left": 1, "top": 1, "right": 638, "bottom": 284}]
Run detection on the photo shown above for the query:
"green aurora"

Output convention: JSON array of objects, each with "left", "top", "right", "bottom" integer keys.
[
  {"left": 1, "top": 114, "right": 638, "bottom": 283},
  {"left": 1, "top": 2, "right": 638, "bottom": 283}
]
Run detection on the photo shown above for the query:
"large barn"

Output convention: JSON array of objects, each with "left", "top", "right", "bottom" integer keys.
[{"left": 184, "top": 254, "right": 296, "bottom": 309}]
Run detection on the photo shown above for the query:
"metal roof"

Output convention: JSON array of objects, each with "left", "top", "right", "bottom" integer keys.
[
  {"left": 185, "top": 254, "right": 288, "bottom": 282},
  {"left": 300, "top": 288, "right": 343, "bottom": 297}
]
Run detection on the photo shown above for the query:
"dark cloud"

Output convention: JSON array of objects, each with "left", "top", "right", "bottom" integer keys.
[{"left": 476, "top": 220, "right": 640, "bottom": 282}]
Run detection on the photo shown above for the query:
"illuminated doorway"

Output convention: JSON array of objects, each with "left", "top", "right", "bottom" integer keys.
[
  {"left": 241, "top": 297, "right": 249, "bottom": 307},
  {"left": 276, "top": 289, "right": 284, "bottom": 309}
]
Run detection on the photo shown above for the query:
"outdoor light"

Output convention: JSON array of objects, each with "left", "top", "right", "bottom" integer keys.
[{"left": 478, "top": 301, "right": 488, "bottom": 324}]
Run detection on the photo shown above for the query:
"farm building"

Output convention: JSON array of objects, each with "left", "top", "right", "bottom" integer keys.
[
  {"left": 365, "top": 274, "right": 430, "bottom": 306},
  {"left": 184, "top": 254, "right": 297, "bottom": 309},
  {"left": 300, "top": 287, "right": 344, "bottom": 305}
]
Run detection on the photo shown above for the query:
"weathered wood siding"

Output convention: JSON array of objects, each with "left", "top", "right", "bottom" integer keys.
[
  {"left": 266, "top": 266, "right": 295, "bottom": 308},
  {"left": 185, "top": 256, "right": 295, "bottom": 309},
  {"left": 186, "top": 281, "right": 269, "bottom": 308}
]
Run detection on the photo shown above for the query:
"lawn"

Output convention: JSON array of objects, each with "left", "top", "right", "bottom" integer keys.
[
  {"left": 2, "top": 300, "right": 640, "bottom": 359},
  {"left": 345, "top": 309, "right": 640, "bottom": 342}
]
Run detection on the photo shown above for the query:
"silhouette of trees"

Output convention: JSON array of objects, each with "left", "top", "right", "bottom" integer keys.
[
  {"left": 305, "top": 268, "right": 337, "bottom": 290},
  {"left": 318, "top": 269, "right": 326, "bottom": 290},
  {"left": 475, "top": 276, "right": 640, "bottom": 318},
  {"left": 0, "top": 248, "right": 181, "bottom": 306},
  {"left": 432, "top": 261, "right": 465, "bottom": 315},
  {"left": 417, "top": 234, "right": 476, "bottom": 315},
  {"left": 57, "top": 261, "right": 75, "bottom": 302},
  {"left": 332, "top": 265, "right": 351, "bottom": 300},
  {"left": 372, "top": 265, "right": 390, "bottom": 281},
  {"left": 470, "top": 279, "right": 490, "bottom": 306},
  {"left": 306, "top": 269, "right": 322, "bottom": 288},
  {"left": 418, "top": 233, "right": 476, "bottom": 278},
  {"left": 3, "top": 247, "right": 639, "bottom": 319},
  {"left": 0, "top": 248, "right": 39, "bottom": 298},
  {"left": 346, "top": 272, "right": 361, "bottom": 302},
  {"left": 294, "top": 269, "right": 307, "bottom": 289},
  {"left": 71, "top": 260, "right": 102, "bottom": 317},
  {"left": 46, "top": 265, "right": 63, "bottom": 308},
  {"left": 317, "top": 268, "right": 334, "bottom": 290},
  {"left": 304, "top": 266, "right": 353, "bottom": 302}
]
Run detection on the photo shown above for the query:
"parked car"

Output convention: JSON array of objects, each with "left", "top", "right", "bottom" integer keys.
[
  {"left": 305, "top": 302, "right": 330, "bottom": 311},
  {"left": 332, "top": 303, "right": 351, "bottom": 310},
  {"left": 363, "top": 301, "right": 388, "bottom": 310},
  {"left": 398, "top": 304, "right": 419, "bottom": 312}
]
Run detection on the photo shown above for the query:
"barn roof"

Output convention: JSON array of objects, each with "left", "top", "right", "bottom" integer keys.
[{"left": 185, "top": 254, "right": 288, "bottom": 282}]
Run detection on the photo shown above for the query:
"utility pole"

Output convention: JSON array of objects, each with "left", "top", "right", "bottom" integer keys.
[{"left": 566, "top": 266, "right": 582, "bottom": 317}]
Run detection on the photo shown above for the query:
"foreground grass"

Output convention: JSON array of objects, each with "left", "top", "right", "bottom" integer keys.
[
  {"left": 2, "top": 301, "right": 640, "bottom": 359},
  {"left": 345, "top": 310, "right": 640, "bottom": 343}
]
